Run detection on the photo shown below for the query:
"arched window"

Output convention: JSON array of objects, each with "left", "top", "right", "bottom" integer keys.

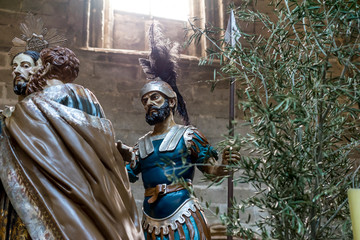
[
  {"left": 85, "top": 0, "right": 227, "bottom": 57},
  {"left": 111, "top": 0, "right": 190, "bottom": 21}
]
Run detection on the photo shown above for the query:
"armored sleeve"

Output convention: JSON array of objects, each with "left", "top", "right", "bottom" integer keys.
[
  {"left": 186, "top": 127, "right": 218, "bottom": 172},
  {"left": 126, "top": 143, "right": 141, "bottom": 183}
]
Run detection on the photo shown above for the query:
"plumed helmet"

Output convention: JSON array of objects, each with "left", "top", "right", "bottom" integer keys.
[
  {"left": 140, "top": 78, "right": 177, "bottom": 99},
  {"left": 138, "top": 22, "right": 190, "bottom": 125}
]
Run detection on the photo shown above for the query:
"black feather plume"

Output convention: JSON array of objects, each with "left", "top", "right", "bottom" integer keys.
[{"left": 139, "top": 22, "right": 190, "bottom": 125}]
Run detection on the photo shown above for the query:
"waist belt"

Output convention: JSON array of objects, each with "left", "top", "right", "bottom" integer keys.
[{"left": 145, "top": 182, "right": 192, "bottom": 204}]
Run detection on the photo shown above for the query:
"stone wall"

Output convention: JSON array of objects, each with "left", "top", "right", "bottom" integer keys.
[{"left": 0, "top": 0, "right": 259, "bottom": 234}]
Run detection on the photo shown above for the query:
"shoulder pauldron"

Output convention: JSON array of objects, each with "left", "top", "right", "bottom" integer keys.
[{"left": 138, "top": 125, "right": 195, "bottom": 159}]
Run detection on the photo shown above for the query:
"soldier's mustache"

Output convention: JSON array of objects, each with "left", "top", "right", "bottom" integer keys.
[{"left": 147, "top": 105, "right": 162, "bottom": 115}]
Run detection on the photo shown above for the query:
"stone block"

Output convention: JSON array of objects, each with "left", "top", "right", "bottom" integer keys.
[
  {"left": 190, "top": 98, "right": 229, "bottom": 118},
  {"left": 0, "top": 25, "right": 19, "bottom": 50},
  {"left": 0, "top": 10, "right": 22, "bottom": 25},
  {"left": 116, "top": 129, "right": 152, "bottom": 147},
  {"left": 47, "top": 0, "right": 71, "bottom": 3},
  {"left": 95, "top": 61, "right": 138, "bottom": 82},
  {"left": 67, "top": 0, "right": 85, "bottom": 25},
  {"left": 21, "top": 0, "right": 67, "bottom": 14},
  {"left": 0, "top": 0, "right": 22, "bottom": 11},
  {"left": 0, "top": 52, "right": 9, "bottom": 68},
  {"left": 191, "top": 115, "right": 228, "bottom": 136},
  {"left": 41, "top": 2, "right": 68, "bottom": 16},
  {"left": 84, "top": 68, "right": 117, "bottom": 94},
  {"left": 117, "top": 112, "right": 146, "bottom": 131},
  {"left": 41, "top": 15, "right": 69, "bottom": 31},
  {"left": 98, "top": 95, "right": 140, "bottom": 121},
  {"left": 112, "top": 112, "right": 151, "bottom": 145},
  {"left": 0, "top": 82, "right": 5, "bottom": 98},
  {"left": 0, "top": 68, "right": 12, "bottom": 83},
  {"left": 113, "top": 13, "right": 146, "bottom": 50},
  {"left": 21, "top": 0, "right": 43, "bottom": 12},
  {"left": 0, "top": 77, "right": 17, "bottom": 108},
  {"left": 195, "top": 184, "right": 254, "bottom": 202},
  {"left": 191, "top": 183, "right": 256, "bottom": 225}
]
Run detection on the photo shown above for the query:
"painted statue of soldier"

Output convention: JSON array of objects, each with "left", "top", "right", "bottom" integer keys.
[{"left": 118, "top": 23, "right": 239, "bottom": 240}]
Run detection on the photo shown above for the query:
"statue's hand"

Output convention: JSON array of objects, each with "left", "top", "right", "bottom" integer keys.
[
  {"left": 2, "top": 106, "right": 15, "bottom": 118},
  {"left": 116, "top": 140, "right": 134, "bottom": 163},
  {"left": 221, "top": 145, "right": 241, "bottom": 165}
]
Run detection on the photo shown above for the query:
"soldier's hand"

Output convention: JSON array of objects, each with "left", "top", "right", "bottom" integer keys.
[
  {"left": 116, "top": 140, "right": 133, "bottom": 163},
  {"left": 222, "top": 145, "right": 241, "bottom": 165}
]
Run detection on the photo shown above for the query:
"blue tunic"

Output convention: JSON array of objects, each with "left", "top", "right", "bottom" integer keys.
[{"left": 127, "top": 126, "right": 218, "bottom": 239}]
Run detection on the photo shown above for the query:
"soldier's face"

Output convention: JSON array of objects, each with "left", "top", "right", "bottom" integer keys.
[
  {"left": 142, "top": 92, "right": 171, "bottom": 125},
  {"left": 12, "top": 53, "right": 36, "bottom": 95},
  {"left": 141, "top": 92, "right": 166, "bottom": 115}
]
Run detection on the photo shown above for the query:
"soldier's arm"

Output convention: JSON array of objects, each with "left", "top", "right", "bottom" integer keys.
[{"left": 187, "top": 128, "right": 240, "bottom": 181}]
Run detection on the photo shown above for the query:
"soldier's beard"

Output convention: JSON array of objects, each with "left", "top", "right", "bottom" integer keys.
[{"left": 145, "top": 99, "right": 171, "bottom": 126}]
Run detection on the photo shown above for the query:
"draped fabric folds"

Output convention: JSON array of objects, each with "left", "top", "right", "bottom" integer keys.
[{"left": 0, "top": 84, "right": 143, "bottom": 240}]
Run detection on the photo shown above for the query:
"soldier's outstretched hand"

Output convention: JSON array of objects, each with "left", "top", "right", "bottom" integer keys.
[{"left": 221, "top": 145, "right": 241, "bottom": 166}]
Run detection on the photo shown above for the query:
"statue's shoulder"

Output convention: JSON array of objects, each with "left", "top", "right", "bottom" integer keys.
[
  {"left": 183, "top": 125, "right": 198, "bottom": 136},
  {"left": 137, "top": 131, "right": 153, "bottom": 142},
  {"left": 64, "top": 83, "right": 87, "bottom": 94},
  {"left": 183, "top": 125, "right": 211, "bottom": 148},
  {"left": 135, "top": 125, "right": 194, "bottom": 159},
  {"left": 134, "top": 131, "right": 153, "bottom": 159}
]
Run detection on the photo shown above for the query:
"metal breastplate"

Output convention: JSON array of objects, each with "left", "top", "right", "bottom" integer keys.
[{"left": 138, "top": 125, "right": 192, "bottom": 159}]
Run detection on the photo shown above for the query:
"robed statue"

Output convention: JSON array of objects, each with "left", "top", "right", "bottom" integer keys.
[{"left": 0, "top": 46, "right": 144, "bottom": 240}]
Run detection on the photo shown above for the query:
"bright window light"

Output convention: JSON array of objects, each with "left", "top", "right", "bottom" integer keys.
[{"left": 111, "top": 0, "right": 190, "bottom": 21}]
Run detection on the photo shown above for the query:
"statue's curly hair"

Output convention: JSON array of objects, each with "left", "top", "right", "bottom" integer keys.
[{"left": 26, "top": 46, "right": 80, "bottom": 95}]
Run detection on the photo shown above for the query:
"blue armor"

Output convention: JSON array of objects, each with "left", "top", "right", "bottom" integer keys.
[{"left": 127, "top": 125, "right": 218, "bottom": 240}]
